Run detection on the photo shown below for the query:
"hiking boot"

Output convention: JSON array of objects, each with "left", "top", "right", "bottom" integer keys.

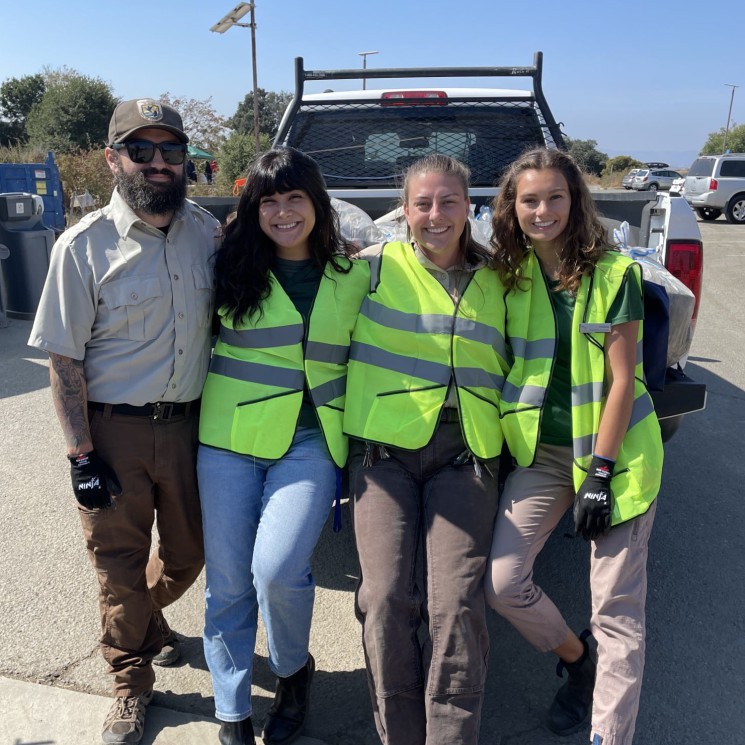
[
  {"left": 545, "top": 630, "right": 596, "bottom": 736},
  {"left": 262, "top": 654, "right": 315, "bottom": 745},
  {"left": 218, "top": 717, "right": 256, "bottom": 745},
  {"left": 102, "top": 690, "right": 153, "bottom": 745},
  {"left": 152, "top": 609, "right": 180, "bottom": 666}
]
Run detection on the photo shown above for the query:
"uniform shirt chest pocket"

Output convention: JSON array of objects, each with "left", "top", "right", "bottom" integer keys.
[
  {"left": 99, "top": 276, "right": 163, "bottom": 341},
  {"left": 192, "top": 263, "right": 215, "bottom": 328}
]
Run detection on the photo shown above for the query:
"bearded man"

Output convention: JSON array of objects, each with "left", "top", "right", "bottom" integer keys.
[{"left": 29, "top": 99, "right": 221, "bottom": 745}]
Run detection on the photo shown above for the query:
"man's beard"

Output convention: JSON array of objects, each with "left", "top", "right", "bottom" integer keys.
[{"left": 114, "top": 165, "right": 187, "bottom": 215}]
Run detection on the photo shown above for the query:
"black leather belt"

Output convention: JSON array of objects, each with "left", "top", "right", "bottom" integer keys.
[
  {"left": 440, "top": 407, "right": 460, "bottom": 422},
  {"left": 88, "top": 400, "right": 197, "bottom": 420}
]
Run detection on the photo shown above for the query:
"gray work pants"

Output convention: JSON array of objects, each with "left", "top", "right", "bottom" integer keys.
[
  {"left": 485, "top": 443, "right": 657, "bottom": 745},
  {"left": 350, "top": 422, "right": 499, "bottom": 745}
]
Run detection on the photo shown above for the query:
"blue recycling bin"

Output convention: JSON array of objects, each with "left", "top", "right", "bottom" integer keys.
[{"left": 0, "top": 192, "right": 55, "bottom": 320}]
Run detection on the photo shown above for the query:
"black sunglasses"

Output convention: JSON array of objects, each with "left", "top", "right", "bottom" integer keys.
[{"left": 111, "top": 140, "right": 188, "bottom": 166}]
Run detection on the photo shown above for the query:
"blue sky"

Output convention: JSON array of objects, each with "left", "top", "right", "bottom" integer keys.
[{"left": 2, "top": 0, "right": 742, "bottom": 169}]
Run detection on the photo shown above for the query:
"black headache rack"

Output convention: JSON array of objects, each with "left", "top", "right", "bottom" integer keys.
[{"left": 273, "top": 52, "right": 566, "bottom": 189}]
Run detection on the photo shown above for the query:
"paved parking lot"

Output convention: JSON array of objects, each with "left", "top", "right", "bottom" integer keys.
[{"left": 1, "top": 218, "right": 743, "bottom": 744}]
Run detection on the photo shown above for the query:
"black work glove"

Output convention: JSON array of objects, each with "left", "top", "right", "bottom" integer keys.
[
  {"left": 573, "top": 455, "right": 614, "bottom": 541},
  {"left": 68, "top": 450, "right": 122, "bottom": 510}
]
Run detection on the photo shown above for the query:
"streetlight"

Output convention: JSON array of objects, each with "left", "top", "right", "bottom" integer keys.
[
  {"left": 211, "top": 3, "right": 261, "bottom": 156},
  {"left": 723, "top": 83, "right": 739, "bottom": 154},
  {"left": 358, "top": 51, "right": 379, "bottom": 91}
]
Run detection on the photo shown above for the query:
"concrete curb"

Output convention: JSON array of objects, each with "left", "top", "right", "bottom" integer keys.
[{"left": 2, "top": 677, "right": 326, "bottom": 745}]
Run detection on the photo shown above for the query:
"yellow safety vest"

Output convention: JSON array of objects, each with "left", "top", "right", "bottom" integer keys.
[
  {"left": 343, "top": 241, "right": 509, "bottom": 459},
  {"left": 500, "top": 250, "right": 663, "bottom": 524},
  {"left": 199, "top": 258, "right": 369, "bottom": 467}
]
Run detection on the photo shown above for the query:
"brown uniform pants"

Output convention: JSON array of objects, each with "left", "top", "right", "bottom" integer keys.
[
  {"left": 78, "top": 405, "right": 204, "bottom": 695},
  {"left": 350, "top": 422, "right": 499, "bottom": 745}
]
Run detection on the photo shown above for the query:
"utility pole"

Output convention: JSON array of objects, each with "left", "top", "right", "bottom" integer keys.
[
  {"left": 358, "top": 51, "right": 379, "bottom": 91},
  {"left": 723, "top": 83, "right": 739, "bottom": 154}
]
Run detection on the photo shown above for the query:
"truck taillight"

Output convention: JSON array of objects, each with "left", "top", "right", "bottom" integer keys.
[
  {"left": 381, "top": 91, "right": 448, "bottom": 105},
  {"left": 666, "top": 240, "right": 703, "bottom": 323},
  {"left": 709, "top": 178, "right": 718, "bottom": 191}
]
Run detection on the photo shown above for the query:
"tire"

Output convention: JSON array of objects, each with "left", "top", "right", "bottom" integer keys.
[
  {"left": 659, "top": 416, "right": 683, "bottom": 443},
  {"left": 648, "top": 183, "right": 658, "bottom": 191},
  {"left": 696, "top": 207, "right": 722, "bottom": 221},
  {"left": 725, "top": 193, "right": 745, "bottom": 224}
]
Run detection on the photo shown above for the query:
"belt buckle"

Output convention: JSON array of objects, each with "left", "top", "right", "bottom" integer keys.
[{"left": 152, "top": 402, "right": 173, "bottom": 420}]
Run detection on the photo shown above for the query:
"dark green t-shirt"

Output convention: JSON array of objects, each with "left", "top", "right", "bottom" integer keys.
[
  {"left": 272, "top": 257, "right": 324, "bottom": 430},
  {"left": 539, "top": 270, "right": 644, "bottom": 446}
]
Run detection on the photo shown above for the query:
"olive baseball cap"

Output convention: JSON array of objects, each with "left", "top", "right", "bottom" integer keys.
[{"left": 108, "top": 98, "right": 189, "bottom": 145}]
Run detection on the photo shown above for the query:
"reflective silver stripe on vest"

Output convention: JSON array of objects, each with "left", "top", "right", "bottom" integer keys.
[
  {"left": 573, "top": 392, "right": 657, "bottom": 460},
  {"left": 571, "top": 381, "right": 606, "bottom": 407},
  {"left": 310, "top": 375, "right": 346, "bottom": 407},
  {"left": 456, "top": 367, "right": 505, "bottom": 391},
  {"left": 361, "top": 297, "right": 505, "bottom": 354},
  {"left": 628, "top": 391, "right": 655, "bottom": 430},
  {"left": 361, "top": 297, "right": 455, "bottom": 335},
  {"left": 509, "top": 336, "right": 555, "bottom": 361},
  {"left": 500, "top": 382, "right": 546, "bottom": 406},
  {"left": 210, "top": 355, "right": 305, "bottom": 391},
  {"left": 305, "top": 341, "right": 349, "bottom": 365},
  {"left": 350, "top": 341, "right": 452, "bottom": 386},
  {"left": 573, "top": 432, "right": 596, "bottom": 461},
  {"left": 219, "top": 324, "right": 304, "bottom": 349},
  {"left": 453, "top": 318, "right": 507, "bottom": 358}
]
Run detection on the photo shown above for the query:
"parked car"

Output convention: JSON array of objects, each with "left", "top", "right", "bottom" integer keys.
[
  {"left": 632, "top": 168, "right": 683, "bottom": 191},
  {"left": 622, "top": 168, "right": 642, "bottom": 189},
  {"left": 684, "top": 153, "right": 745, "bottom": 223},
  {"left": 669, "top": 177, "right": 686, "bottom": 197}
]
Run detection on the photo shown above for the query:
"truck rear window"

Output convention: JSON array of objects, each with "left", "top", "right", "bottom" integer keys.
[{"left": 281, "top": 100, "right": 553, "bottom": 188}]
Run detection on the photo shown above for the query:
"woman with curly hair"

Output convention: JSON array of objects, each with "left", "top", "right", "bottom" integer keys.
[
  {"left": 197, "top": 147, "right": 369, "bottom": 745},
  {"left": 485, "top": 147, "right": 663, "bottom": 745}
]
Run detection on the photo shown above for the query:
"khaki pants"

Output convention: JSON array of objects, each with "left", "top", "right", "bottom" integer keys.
[
  {"left": 485, "top": 443, "right": 657, "bottom": 745},
  {"left": 350, "top": 422, "right": 499, "bottom": 745},
  {"left": 79, "top": 406, "right": 204, "bottom": 695}
]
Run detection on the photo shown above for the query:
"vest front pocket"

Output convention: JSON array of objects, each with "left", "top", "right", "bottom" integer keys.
[
  {"left": 230, "top": 390, "right": 303, "bottom": 458},
  {"left": 366, "top": 386, "right": 446, "bottom": 450}
]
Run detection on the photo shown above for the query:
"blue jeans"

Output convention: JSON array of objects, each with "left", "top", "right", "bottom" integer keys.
[{"left": 197, "top": 427, "right": 336, "bottom": 722}]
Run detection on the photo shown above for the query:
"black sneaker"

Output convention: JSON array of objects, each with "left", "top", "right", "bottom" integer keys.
[{"left": 152, "top": 609, "right": 180, "bottom": 666}]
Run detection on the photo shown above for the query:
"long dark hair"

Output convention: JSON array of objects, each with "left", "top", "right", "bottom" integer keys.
[
  {"left": 401, "top": 154, "right": 491, "bottom": 266},
  {"left": 215, "top": 147, "right": 352, "bottom": 322},
  {"left": 490, "top": 147, "right": 611, "bottom": 293}
]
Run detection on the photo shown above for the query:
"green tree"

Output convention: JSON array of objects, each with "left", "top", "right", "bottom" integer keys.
[
  {"left": 228, "top": 89, "right": 293, "bottom": 139},
  {"left": 158, "top": 92, "right": 228, "bottom": 154},
  {"left": 602, "top": 155, "right": 645, "bottom": 177},
  {"left": 0, "top": 74, "right": 45, "bottom": 144},
  {"left": 216, "top": 130, "right": 272, "bottom": 192},
  {"left": 26, "top": 68, "right": 118, "bottom": 152},
  {"left": 700, "top": 122, "right": 745, "bottom": 155},
  {"left": 565, "top": 137, "right": 608, "bottom": 176}
]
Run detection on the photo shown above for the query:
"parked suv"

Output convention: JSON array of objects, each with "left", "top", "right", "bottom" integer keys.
[
  {"left": 632, "top": 168, "right": 683, "bottom": 191},
  {"left": 684, "top": 153, "right": 745, "bottom": 223},
  {"left": 622, "top": 168, "right": 641, "bottom": 189}
]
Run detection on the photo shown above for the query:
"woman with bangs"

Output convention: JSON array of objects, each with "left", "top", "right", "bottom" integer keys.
[{"left": 197, "top": 147, "right": 369, "bottom": 745}]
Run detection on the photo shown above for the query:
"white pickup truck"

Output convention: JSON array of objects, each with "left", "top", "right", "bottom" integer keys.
[{"left": 197, "top": 52, "right": 706, "bottom": 439}]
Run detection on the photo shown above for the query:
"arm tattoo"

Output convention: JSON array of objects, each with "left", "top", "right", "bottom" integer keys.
[{"left": 49, "top": 353, "right": 92, "bottom": 455}]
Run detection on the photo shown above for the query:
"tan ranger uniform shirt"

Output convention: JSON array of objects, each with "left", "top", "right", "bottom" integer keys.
[{"left": 29, "top": 189, "right": 221, "bottom": 405}]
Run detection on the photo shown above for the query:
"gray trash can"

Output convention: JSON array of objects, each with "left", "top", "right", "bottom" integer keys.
[{"left": 0, "top": 192, "right": 55, "bottom": 320}]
